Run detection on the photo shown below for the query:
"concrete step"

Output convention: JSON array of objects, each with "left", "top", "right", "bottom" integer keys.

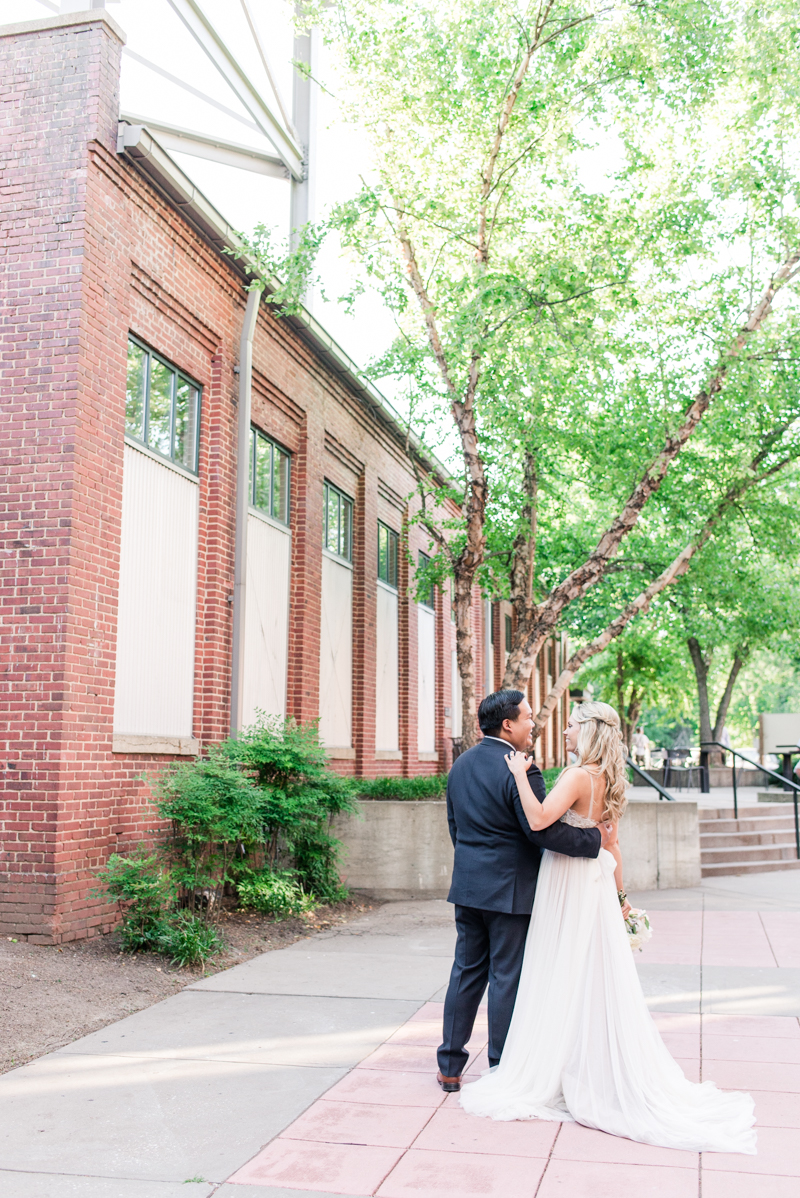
[
  {"left": 699, "top": 816, "right": 797, "bottom": 836},
  {"left": 701, "top": 842, "right": 800, "bottom": 865},
  {"left": 701, "top": 857, "right": 800, "bottom": 877},
  {"left": 699, "top": 805, "right": 794, "bottom": 821},
  {"left": 698, "top": 804, "right": 799, "bottom": 875},
  {"left": 700, "top": 830, "right": 798, "bottom": 849}
]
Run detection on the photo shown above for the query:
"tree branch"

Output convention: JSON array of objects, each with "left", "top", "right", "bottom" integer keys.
[
  {"left": 508, "top": 244, "right": 800, "bottom": 687},
  {"left": 528, "top": 432, "right": 800, "bottom": 737}
]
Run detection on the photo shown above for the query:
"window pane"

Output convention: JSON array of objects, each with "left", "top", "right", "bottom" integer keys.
[
  {"left": 174, "top": 378, "right": 198, "bottom": 471},
  {"left": 148, "top": 358, "right": 173, "bottom": 457},
  {"left": 326, "top": 485, "right": 340, "bottom": 554},
  {"left": 249, "top": 428, "right": 255, "bottom": 502},
  {"left": 126, "top": 340, "right": 146, "bottom": 439},
  {"left": 341, "top": 496, "right": 352, "bottom": 560},
  {"left": 378, "top": 524, "right": 388, "bottom": 582},
  {"left": 392, "top": 531, "right": 399, "bottom": 587},
  {"left": 254, "top": 433, "right": 272, "bottom": 511},
  {"left": 273, "top": 447, "right": 289, "bottom": 523},
  {"left": 505, "top": 614, "right": 512, "bottom": 653}
]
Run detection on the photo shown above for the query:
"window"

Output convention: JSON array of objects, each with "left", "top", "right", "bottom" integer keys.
[
  {"left": 505, "top": 613, "right": 513, "bottom": 653},
  {"left": 377, "top": 522, "right": 398, "bottom": 588},
  {"left": 323, "top": 481, "right": 353, "bottom": 561},
  {"left": 249, "top": 427, "right": 290, "bottom": 524},
  {"left": 126, "top": 336, "right": 200, "bottom": 472},
  {"left": 418, "top": 551, "right": 435, "bottom": 609}
]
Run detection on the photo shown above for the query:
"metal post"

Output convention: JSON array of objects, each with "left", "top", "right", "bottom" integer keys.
[
  {"left": 230, "top": 288, "right": 260, "bottom": 734},
  {"left": 699, "top": 747, "right": 710, "bottom": 794},
  {"left": 732, "top": 758, "right": 738, "bottom": 820},
  {"left": 290, "top": 14, "right": 318, "bottom": 254}
]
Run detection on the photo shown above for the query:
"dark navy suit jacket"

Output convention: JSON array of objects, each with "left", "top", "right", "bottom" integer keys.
[{"left": 446, "top": 737, "right": 602, "bottom": 914}]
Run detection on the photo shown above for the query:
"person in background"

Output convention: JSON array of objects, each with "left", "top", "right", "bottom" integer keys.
[
  {"left": 720, "top": 726, "right": 731, "bottom": 768},
  {"left": 631, "top": 726, "right": 649, "bottom": 769}
]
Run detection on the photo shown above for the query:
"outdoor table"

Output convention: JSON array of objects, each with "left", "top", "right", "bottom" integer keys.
[{"left": 775, "top": 744, "right": 799, "bottom": 792}]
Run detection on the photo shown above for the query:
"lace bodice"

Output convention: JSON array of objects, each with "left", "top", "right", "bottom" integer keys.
[
  {"left": 559, "top": 807, "right": 598, "bottom": 829},
  {"left": 558, "top": 766, "right": 599, "bottom": 828}
]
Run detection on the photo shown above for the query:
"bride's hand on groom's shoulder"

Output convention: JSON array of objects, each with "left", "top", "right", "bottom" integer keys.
[{"left": 504, "top": 750, "right": 531, "bottom": 777}]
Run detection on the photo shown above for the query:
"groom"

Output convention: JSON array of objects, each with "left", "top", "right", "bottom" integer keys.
[{"left": 437, "top": 689, "right": 612, "bottom": 1091}]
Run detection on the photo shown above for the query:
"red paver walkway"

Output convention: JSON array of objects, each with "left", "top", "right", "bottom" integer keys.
[{"left": 227, "top": 993, "right": 800, "bottom": 1196}]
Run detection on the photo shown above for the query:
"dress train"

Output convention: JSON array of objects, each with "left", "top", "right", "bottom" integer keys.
[{"left": 459, "top": 841, "right": 756, "bottom": 1154}]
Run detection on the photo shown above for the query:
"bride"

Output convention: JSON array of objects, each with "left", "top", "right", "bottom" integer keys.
[{"left": 460, "top": 701, "right": 756, "bottom": 1154}]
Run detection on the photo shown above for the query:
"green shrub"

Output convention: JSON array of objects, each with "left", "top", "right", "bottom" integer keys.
[
  {"left": 93, "top": 850, "right": 172, "bottom": 952},
  {"left": 355, "top": 774, "right": 448, "bottom": 800},
  {"left": 236, "top": 867, "right": 316, "bottom": 918},
  {"left": 94, "top": 716, "right": 357, "bottom": 963},
  {"left": 290, "top": 826, "right": 350, "bottom": 903},
  {"left": 220, "top": 713, "right": 357, "bottom": 895},
  {"left": 151, "top": 754, "right": 267, "bottom": 921},
  {"left": 158, "top": 911, "right": 223, "bottom": 967},
  {"left": 542, "top": 767, "right": 563, "bottom": 790}
]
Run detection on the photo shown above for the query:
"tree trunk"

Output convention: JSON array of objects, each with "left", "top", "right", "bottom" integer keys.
[
  {"left": 687, "top": 637, "right": 714, "bottom": 760},
  {"left": 626, "top": 687, "right": 643, "bottom": 750},
  {"left": 454, "top": 576, "right": 479, "bottom": 748},
  {"left": 712, "top": 651, "right": 746, "bottom": 744}
]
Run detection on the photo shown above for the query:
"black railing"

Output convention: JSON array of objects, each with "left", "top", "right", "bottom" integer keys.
[
  {"left": 700, "top": 740, "right": 800, "bottom": 858},
  {"left": 626, "top": 755, "right": 675, "bottom": 801}
]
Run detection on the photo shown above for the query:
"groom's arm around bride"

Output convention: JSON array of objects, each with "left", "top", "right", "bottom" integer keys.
[{"left": 437, "top": 689, "right": 609, "bottom": 1092}]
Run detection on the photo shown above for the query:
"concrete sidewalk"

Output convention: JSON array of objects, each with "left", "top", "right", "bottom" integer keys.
[{"left": 0, "top": 874, "right": 798, "bottom": 1197}]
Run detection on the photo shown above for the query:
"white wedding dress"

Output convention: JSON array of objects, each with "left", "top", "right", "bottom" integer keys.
[{"left": 460, "top": 792, "right": 757, "bottom": 1154}]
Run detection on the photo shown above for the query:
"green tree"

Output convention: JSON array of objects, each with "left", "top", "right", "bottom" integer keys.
[
  {"left": 306, "top": 0, "right": 800, "bottom": 746},
  {"left": 578, "top": 625, "right": 691, "bottom": 749}
]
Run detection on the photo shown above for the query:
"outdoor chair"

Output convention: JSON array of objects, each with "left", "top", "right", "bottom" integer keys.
[{"left": 664, "top": 748, "right": 704, "bottom": 790}]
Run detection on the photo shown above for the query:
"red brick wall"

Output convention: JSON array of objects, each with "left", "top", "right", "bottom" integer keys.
[
  {"left": 0, "top": 13, "right": 476, "bottom": 940},
  {"left": 0, "top": 15, "right": 126, "bottom": 943}
]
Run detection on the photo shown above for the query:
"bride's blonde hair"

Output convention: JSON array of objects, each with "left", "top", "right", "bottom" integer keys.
[{"left": 571, "top": 701, "right": 628, "bottom": 824}]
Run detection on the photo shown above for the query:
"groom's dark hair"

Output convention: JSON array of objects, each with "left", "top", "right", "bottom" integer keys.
[{"left": 478, "top": 689, "right": 526, "bottom": 736}]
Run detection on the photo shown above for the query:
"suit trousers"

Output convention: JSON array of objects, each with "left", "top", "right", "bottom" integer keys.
[{"left": 437, "top": 904, "right": 531, "bottom": 1077}]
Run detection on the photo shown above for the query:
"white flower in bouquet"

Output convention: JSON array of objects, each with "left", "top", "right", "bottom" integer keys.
[{"left": 625, "top": 908, "right": 652, "bottom": 952}]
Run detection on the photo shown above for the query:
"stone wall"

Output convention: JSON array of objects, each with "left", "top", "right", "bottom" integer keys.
[{"left": 334, "top": 797, "right": 701, "bottom": 899}]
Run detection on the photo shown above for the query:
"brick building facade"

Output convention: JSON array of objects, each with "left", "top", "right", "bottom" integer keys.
[{"left": 0, "top": 10, "right": 567, "bottom": 943}]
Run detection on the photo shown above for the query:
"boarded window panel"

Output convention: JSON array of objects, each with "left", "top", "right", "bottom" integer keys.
[
  {"left": 418, "top": 605, "right": 436, "bottom": 753},
  {"left": 114, "top": 443, "right": 198, "bottom": 737},
  {"left": 319, "top": 554, "right": 352, "bottom": 748},
  {"left": 242, "top": 512, "right": 290, "bottom": 725},
  {"left": 376, "top": 582, "right": 399, "bottom": 751},
  {"left": 451, "top": 649, "right": 463, "bottom": 739}
]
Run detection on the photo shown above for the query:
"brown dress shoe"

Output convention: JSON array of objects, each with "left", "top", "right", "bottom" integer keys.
[{"left": 437, "top": 1070, "right": 462, "bottom": 1092}]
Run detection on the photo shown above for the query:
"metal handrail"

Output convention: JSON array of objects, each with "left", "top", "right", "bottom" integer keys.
[
  {"left": 701, "top": 740, "right": 800, "bottom": 858},
  {"left": 626, "top": 755, "right": 675, "bottom": 801}
]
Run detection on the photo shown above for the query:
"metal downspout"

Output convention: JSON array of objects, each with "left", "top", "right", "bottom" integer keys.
[{"left": 230, "top": 287, "right": 260, "bottom": 734}]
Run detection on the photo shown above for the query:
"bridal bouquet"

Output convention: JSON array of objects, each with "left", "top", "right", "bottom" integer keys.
[{"left": 625, "top": 908, "right": 652, "bottom": 952}]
